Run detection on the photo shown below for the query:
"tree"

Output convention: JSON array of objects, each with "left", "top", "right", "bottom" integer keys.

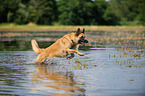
[
  {"left": 103, "top": 6, "right": 120, "bottom": 25},
  {"left": 136, "top": 0, "right": 145, "bottom": 25},
  {"left": 14, "top": 0, "right": 30, "bottom": 24},
  {"left": 36, "top": 0, "right": 57, "bottom": 24},
  {"left": 58, "top": 0, "right": 95, "bottom": 25},
  {"left": 109, "top": 0, "right": 145, "bottom": 25},
  {"left": 14, "top": 0, "right": 57, "bottom": 24},
  {"left": 57, "top": 0, "right": 118, "bottom": 25},
  {"left": 0, "top": 0, "right": 21, "bottom": 23},
  {"left": 0, "top": 0, "right": 144, "bottom": 25},
  {"left": 92, "top": 0, "right": 108, "bottom": 25}
]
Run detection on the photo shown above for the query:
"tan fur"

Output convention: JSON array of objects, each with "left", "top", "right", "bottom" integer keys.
[
  {"left": 31, "top": 39, "right": 44, "bottom": 53},
  {"left": 31, "top": 28, "right": 87, "bottom": 63}
]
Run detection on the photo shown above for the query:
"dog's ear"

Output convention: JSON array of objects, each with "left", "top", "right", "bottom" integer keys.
[
  {"left": 76, "top": 28, "right": 81, "bottom": 36},
  {"left": 82, "top": 28, "right": 85, "bottom": 34}
]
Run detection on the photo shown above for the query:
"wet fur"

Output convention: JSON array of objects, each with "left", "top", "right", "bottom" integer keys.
[{"left": 31, "top": 28, "right": 88, "bottom": 63}]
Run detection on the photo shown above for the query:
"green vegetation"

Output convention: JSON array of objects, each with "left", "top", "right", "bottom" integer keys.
[
  {"left": 0, "top": 23, "right": 145, "bottom": 31},
  {"left": 0, "top": 0, "right": 145, "bottom": 25}
]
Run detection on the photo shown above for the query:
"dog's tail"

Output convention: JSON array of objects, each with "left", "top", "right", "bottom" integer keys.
[{"left": 31, "top": 39, "right": 44, "bottom": 54}]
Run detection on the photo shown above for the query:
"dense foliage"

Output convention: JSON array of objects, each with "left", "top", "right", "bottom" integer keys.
[{"left": 0, "top": 0, "right": 144, "bottom": 25}]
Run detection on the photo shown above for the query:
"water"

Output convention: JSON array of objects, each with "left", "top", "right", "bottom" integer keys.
[{"left": 0, "top": 31, "right": 145, "bottom": 96}]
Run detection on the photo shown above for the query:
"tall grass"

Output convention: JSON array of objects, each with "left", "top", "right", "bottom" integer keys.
[{"left": 0, "top": 23, "right": 145, "bottom": 32}]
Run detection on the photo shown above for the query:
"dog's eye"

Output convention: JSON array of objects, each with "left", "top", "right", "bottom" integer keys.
[{"left": 81, "top": 36, "right": 85, "bottom": 38}]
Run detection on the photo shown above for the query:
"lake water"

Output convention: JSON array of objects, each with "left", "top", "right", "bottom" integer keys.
[{"left": 0, "top": 31, "right": 145, "bottom": 96}]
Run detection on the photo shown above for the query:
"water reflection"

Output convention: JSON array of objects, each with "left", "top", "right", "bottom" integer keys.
[
  {"left": 1, "top": 30, "right": 145, "bottom": 95},
  {"left": 0, "top": 63, "right": 29, "bottom": 95},
  {"left": 32, "top": 64, "right": 85, "bottom": 95}
]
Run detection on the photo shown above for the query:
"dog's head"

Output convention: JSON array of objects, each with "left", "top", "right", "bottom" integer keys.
[{"left": 73, "top": 28, "right": 88, "bottom": 45}]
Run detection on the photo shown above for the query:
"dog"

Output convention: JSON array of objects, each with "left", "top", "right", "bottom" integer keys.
[{"left": 31, "top": 28, "right": 88, "bottom": 63}]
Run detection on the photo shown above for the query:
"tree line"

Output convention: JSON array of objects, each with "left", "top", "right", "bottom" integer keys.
[{"left": 0, "top": 0, "right": 145, "bottom": 25}]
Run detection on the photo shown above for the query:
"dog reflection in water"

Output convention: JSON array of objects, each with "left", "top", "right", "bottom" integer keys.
[{"left": 32, "top": 64, "right": 85, "bottom": 95}]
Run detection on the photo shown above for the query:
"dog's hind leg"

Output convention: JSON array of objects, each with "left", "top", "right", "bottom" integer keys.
[{"left": 36, "top": 53, "right": 47, "bottom": 63}]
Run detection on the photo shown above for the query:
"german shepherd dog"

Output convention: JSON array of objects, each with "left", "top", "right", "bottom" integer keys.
[{"left": 31, "top": 28, "right": 88, "bottom": 63}]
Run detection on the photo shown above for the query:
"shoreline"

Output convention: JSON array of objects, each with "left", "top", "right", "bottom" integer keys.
[{"left": 0, "top": 24, "right": 145, "bottom": 32}]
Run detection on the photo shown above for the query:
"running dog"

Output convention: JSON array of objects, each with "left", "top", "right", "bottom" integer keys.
[{"left": 31, "top": 28, "right": 88, "bottom": 63}]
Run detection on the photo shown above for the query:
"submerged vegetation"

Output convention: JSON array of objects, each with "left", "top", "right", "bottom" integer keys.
[
  {"left": 0, "top": 25, "right": 145, "bottom": 69},
  {"left": 0, "top": 0, "right": 145, "bottom": 95},
  {"left": 0, "top": 27, "right": 145, "bottom": 95}
]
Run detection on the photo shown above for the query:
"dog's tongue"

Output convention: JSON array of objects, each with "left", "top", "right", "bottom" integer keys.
[{"left": 81, "top": 42, "right": 85, "bottom": 46}]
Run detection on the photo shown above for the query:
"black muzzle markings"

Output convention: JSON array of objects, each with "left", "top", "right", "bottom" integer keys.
[{"left": 78, "top": 36, "right": 88, "bottom": 44}]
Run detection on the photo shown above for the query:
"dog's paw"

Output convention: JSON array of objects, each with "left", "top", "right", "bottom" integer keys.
[
  {"left": 79, "top": 53, "right": 84, "bottom": 56},
  {"left": 67, "top": 57, "right": 71, "bottom": 59},
  {"left": 67, "top": 57, "right": 73, "bottom": 59}
]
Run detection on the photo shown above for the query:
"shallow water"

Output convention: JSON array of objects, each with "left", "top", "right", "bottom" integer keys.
[{"left": 0, "top": 31, "right": 145, "bottom": 96}]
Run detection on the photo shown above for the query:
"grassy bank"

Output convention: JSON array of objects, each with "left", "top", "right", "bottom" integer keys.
[{"left": 0, "top": 23, "right": 145, "bottom": 32}]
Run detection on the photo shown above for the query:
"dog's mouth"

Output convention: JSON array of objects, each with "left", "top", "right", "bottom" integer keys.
[{"left": 78, "top": 39, "right": 88, "bottom": 45}]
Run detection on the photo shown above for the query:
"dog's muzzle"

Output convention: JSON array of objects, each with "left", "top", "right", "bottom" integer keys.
[{"left": 78, "top": 39, "right": 88, "bottom": 44}]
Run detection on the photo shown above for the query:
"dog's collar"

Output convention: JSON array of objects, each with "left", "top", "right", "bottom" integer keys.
[
  {"left": 63, "top": 36, "right": 75, "bottom": 45},
  {"left": 71, "top": 39, "right": 75, "bottom": 44},
  {"left": 69, "top": 35, "right": 75, "bottom": 45}
]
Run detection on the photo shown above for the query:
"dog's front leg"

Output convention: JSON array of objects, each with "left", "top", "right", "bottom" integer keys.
[
  {"left": 67, "top": 53, "right": 75, "bottom": 59},
  {"left": 76, "top": 44, "right": 80, "bottom": 50},
  {"left": 66, "top": 49, "right": 84, "bottom": 56}
]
